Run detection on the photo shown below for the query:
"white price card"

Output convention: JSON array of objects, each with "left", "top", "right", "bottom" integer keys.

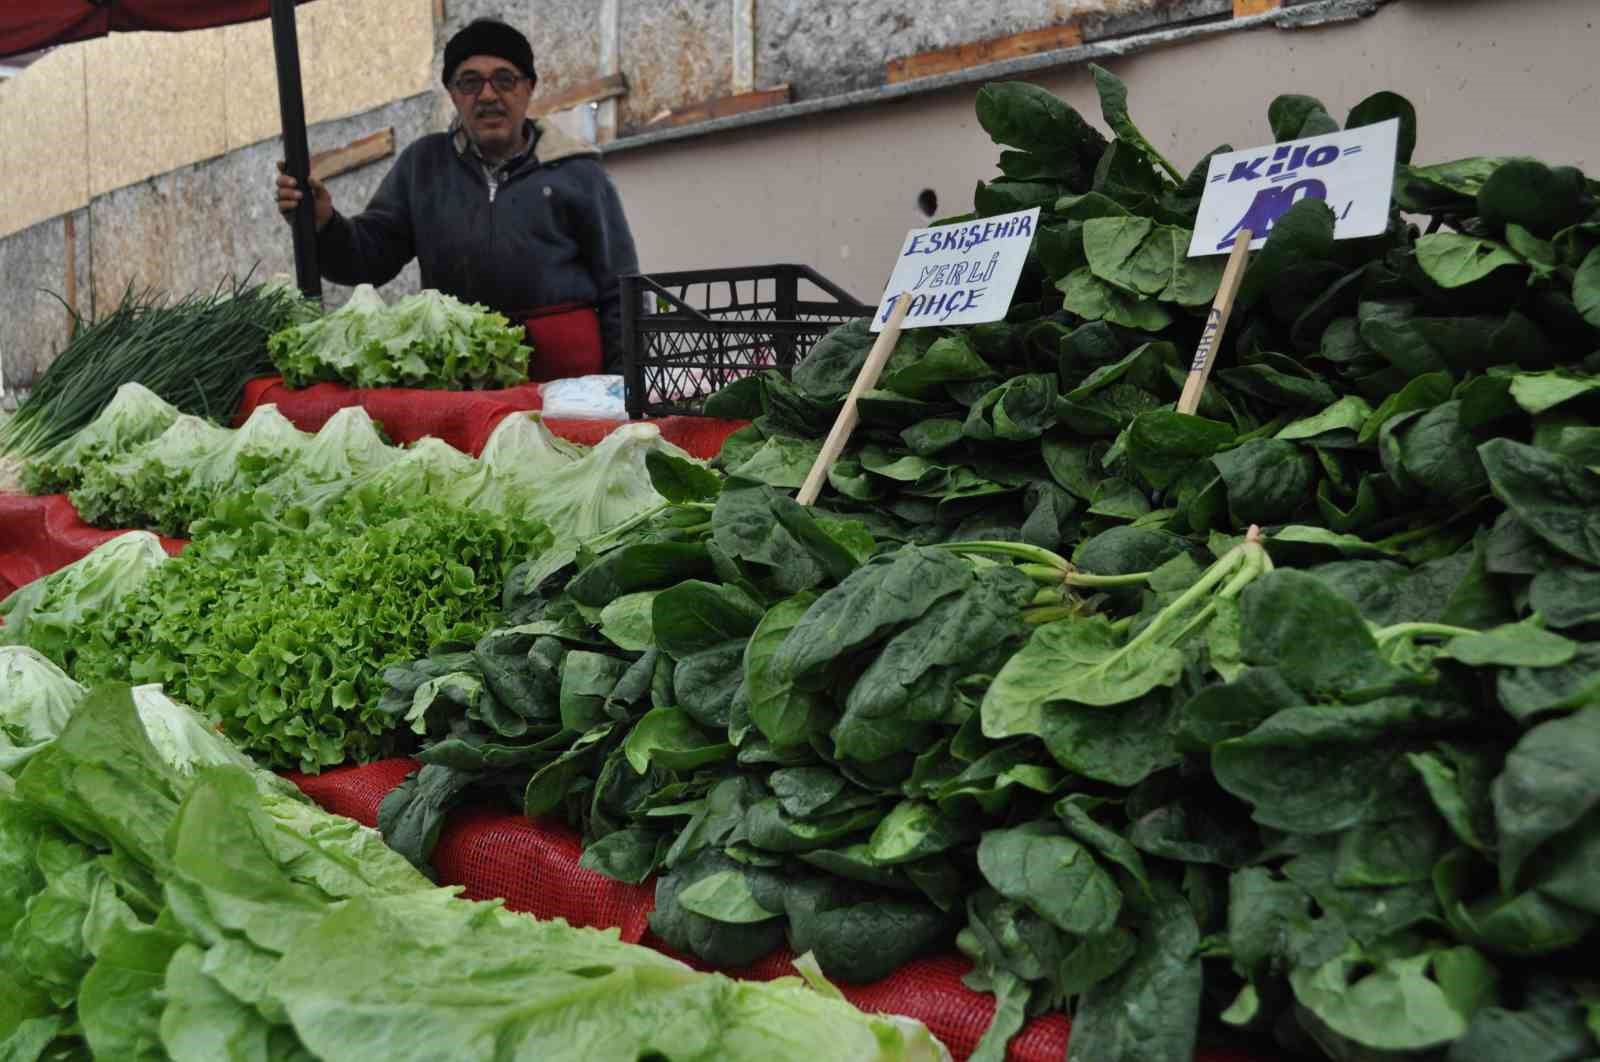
[
  {"left": 1189, "top": 119, "right": 1401, "bottom": 257},
  {"left": 872, "top": 208, "right": 1041, "bottom": 331}
]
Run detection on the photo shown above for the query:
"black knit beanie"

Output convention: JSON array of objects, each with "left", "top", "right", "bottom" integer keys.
[{"left": 442, "top": 19, "right": 536, "bottom": 87}]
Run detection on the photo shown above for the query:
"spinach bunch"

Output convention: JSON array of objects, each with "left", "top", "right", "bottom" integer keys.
[{"left": 377, "top": 72, "right": 1600, "bottom": 1062}]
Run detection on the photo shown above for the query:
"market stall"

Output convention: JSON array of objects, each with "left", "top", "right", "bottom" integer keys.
[{"left": 4, "top": 39, "right": 1600, "bottom": 1062}]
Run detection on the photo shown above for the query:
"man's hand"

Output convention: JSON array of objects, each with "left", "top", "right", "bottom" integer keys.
[{"left": 275, "top": 161, "right": 333, "bottom": 232}]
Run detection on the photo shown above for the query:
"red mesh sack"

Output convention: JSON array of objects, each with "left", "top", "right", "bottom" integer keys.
[
  {"left": 281, "top": 757, "right": 418, "bottom": 828},
  {"left": 43, "top": 494, "right": 185, "bottom": 571},
  {"left": 359, "top": 386, "right": 543, "bottom": 456},
  {"left": 652, "top": 416, "right": 749, "bottom": 461},
  {"left": 0, "top": 493, "right": 186, "bottom": 591},
  {"left": 0, "top": 493, "right": 54, "bottom": 589},
  {"left": 431, "top": 808, "right": 655, "bottom": 944},
  {"left": 541, "top": 415, "right": 748, "bottom": 461},
  {"left": 234, "top": 377, "right": 363, "bottom": 431},
  {"left": 235, "top": 375, "right": 546, "bottom": 457}
]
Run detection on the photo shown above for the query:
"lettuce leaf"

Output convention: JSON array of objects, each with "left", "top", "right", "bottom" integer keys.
[
  {"left": 268, "top": 284, "right": 531, "bottom": 391},
  {"left": 0, "top": 532, "right": 171, "bottom": 671},
  {"left": 21, "top": 383, "right": 179, "bottom": 496},
  {"left": 0, "top": 648, "right": 84, "bottom": 778}
]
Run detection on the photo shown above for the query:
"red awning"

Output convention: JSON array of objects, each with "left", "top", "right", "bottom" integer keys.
[{"left": 0, "top": 1, "right": 314, "bottom": 61}]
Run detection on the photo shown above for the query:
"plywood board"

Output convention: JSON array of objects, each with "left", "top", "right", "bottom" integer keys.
[
  {"left": 530, "top": 74, "right": 629, "bottom": 118},
  {"left": 653, "top": 85, "right": 792, "bottom": 129},
  {"left": 310, "top": 128, "right": 395, "bottom": 181},
  {"left": 886, "top": 23, "right": 1084, "bottom": 83},
  {"left": 0, "top": 47, "right": 90, "bottom": 238},
  {"left": 86, "top": 30, "right": 228, "bottom": 198},
  {"left": 619, "top": 0, "right": 733, "bottom": 134},
  {"left": 226, "top": 0, "right": 434, "bottom": 151}
]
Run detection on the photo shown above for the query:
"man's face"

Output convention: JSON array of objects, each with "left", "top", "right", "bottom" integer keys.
[{"left": 449, "top": 55, "right": 534, "bottom": 156}]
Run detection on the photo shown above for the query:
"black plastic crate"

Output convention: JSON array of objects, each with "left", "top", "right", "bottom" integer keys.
[{"left": 621, "top": 264, "right": 874, "bottom": 418}]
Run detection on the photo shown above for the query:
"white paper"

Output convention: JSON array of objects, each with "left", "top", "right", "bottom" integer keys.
[
  {"left": 872, "top": 208, "right": 1041, "bottom": 331},
  {"left": 1188, "top": 119, "right": 1400, "bottom": 257}
]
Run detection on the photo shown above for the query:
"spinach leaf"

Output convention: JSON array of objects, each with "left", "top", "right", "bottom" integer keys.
[
  {"left": 978, "top": 823, "right": 1121, "bottom": 935},
  {"left": 742, "top": 593, "right": 825, "bottom": 749},
  {"left": 1212, "top": 439, "right": 1316, "bottom": 525},
  {"left": 867, "top": 801, "right": 972, "bottom": 865},
  {"left": 567, "top": 543, "right": 715, "bottom": 607},
  {"left": 1066, "top": 888, "right": 1201, "bottom": 1062},
  {"left": 1043, "top": 692, "right": 1183, "bottom": 787},
  {"left": 622, "top": 708, "right": 732, "bottom": 774},
  {"left": 1417, "top": 233, "right": 1526, "bottom": 288},
  {"left": 1083, "top": 217, "right": 1223, "bottom": 306},
  {"left": 651, "top": 580, "right": 764, "bottom": 659},
  {"left": 1089, "top": 64, "right": 1181, "bottom": 181},
  {"left": 1491, "top": 707, "right": 1600, "bottom": 890},
  {"left": 676, "top": 868, "right": 782, "bottom": 924},
  {"left": 1496, "top": 643, "right": 1600, "bottom": 722},
  {"left": 770, "top": 548, "right": 974, "bottom": 680},
  {"left": 1214, "top": 698, "right": 1457, "bottom": 834},
  {"left": 1290, "top": 946, "right": 1495, "bottom": 1051},
  {"left": 785, "top": 885, "right": 951, "bottom": 983},
  {"left": 650, "top": 851, "right": 785, "bottom": 968},
  {"left": 645, "top": 450, "right": 721, "bottom": 503},
  {"left": 1057, "top": 268, "right": 1174, "bottom": 332},
  {"left": 1480, "top": 440, "right": 1600, "bottom": 566},
  {"left": 1240, "top": 570, "right": 1405, "bottom": 699}
]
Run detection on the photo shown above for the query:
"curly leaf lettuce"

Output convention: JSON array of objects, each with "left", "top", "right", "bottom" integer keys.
[{"left": 268, "top": 284, "right": 531, "bottom": 390}]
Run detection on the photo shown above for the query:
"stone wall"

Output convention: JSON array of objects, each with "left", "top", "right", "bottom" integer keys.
[{"left": 757, "top": 0, "right": 1228, "bottom": 97}]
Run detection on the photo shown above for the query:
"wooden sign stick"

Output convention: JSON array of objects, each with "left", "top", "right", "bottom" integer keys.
[
  {"left": 1177, "top": 229, "right": 1253, "bottom": 416},
  {"left": 797, "top": 292, "right": 914, "bottom": 506}
]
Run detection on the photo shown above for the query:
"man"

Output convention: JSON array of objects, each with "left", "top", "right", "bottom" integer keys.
[{"left": 275, "top": 18, "right": 639, "bottom": 378}]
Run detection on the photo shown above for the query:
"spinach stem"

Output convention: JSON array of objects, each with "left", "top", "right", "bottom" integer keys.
[
  {"left": 933, "top": 540, "right": 1070, "bottom": 571},
  {"left": 1372, "top": 621, "right": 1479, "bottom": 644},
  {"left": 935, "top": 541, "right": 1154, "bottom": 588},
  {"left": 1019, "top": 563, "right": 1068, "bottom": 583},
  {"left": 1024, "top": 606, "right": 1078, "bottom": 625},
  {"left": 1116, "top": 541, "right": 1255, "bottom": 658},
  {"left": 1065, "top": 571, "right": 1158, "bottom": 588},
  {"left": 1164, "top": 546, "right": 1273, "bottom": 646}
]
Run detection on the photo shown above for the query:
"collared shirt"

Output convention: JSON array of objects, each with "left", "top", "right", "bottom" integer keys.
[{"left": 451, "top": 118, "right": 539, "bottom": 202}]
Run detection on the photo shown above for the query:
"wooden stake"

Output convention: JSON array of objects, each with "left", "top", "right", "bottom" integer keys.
[
  {"left": 797, "top": 292, "right": 914, "bottom": 506},
  {"left": 1177, "top": 229, "right": 1253, "bottom": 416}
]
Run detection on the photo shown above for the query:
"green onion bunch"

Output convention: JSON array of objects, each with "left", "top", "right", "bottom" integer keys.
[{"left": 0, "top": 278, "right": 316, "bottom": 459}]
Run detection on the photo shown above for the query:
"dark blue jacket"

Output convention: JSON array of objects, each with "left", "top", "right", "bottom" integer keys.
[{"left": 316, "top": 119, "right": 639, "bottom": 369}]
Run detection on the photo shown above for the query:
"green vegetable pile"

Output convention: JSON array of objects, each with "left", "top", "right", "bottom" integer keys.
[
  {"left": 71, "top": 404, "right": 311, "bottom": 536},
  {"left": 0, "top": 279, "right": 314, "bottom": 463},
  {"left": 267, "top": 284, "right": 532, "bottom": 390},
  {"left": 1, "top": 684, "right": 945, "bottom": 1062},
  {"left": 4, "top": 421, "right": 699, "bottom": 773},
  {"left": 32, "top": 392, "right": 683, "bottom": 540},
  {"left": 374, "top": 71, "right": 1600, "bottom": 1062},
  {"left": 59, "top": 497, "right": 545, "bottom": 773}
]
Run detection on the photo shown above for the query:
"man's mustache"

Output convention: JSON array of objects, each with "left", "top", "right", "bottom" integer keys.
[{"left": 475, "top": 107, "right": 506, "bottom": 118}]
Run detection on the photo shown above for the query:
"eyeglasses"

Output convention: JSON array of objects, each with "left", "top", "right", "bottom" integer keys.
[{"left": 451, "top": 71, "right": 528, "bottom": 97}]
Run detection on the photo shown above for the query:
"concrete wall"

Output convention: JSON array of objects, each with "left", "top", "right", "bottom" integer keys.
[{"left": 605, "top": 0, "right": 1600, "bottom": 303}]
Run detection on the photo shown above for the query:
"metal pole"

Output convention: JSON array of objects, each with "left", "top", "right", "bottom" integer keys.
[{"left": 269, "top": 0, "right": 321, "bottom": 301}]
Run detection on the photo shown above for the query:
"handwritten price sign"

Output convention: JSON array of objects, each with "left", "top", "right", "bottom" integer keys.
[{"left": 1188, "top": 119, "right": 1401, "bottom": 257}]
